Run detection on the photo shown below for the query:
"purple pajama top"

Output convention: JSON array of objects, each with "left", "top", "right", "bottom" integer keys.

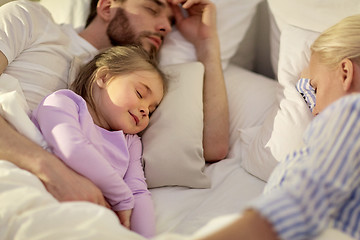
[{"left": 31, "top": 89, "right": 155, "bottom": 238}]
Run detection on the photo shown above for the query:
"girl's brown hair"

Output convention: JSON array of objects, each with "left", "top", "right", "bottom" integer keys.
[{"left": 70, "top": 45, "right": 168, "bottom": 113}]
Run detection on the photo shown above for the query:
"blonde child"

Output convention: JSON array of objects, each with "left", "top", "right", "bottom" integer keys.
[
  {"left": 31, "top": 46, "right": 167, "bottom": 238},
  {"left": 198, "top": 14, "right": 360, "bottom": 240}
]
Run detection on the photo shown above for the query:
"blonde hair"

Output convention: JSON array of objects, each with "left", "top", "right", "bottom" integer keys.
[
  {"left": 70, "top": 45, "right": 168, "bottom": 113},
  {"left": 311, "top": 14, "right": 360, "bottom": 69}
]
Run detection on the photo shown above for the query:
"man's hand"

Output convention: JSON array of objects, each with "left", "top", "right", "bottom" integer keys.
[
  {"left": 0, "top": 115, "right": 109, "bottom": 208},
  {"left": 116, "top": 209, "right": 133, "bottom": 229},
  {"left": 167, "top": 0, "right": 217, "bottom": 48},
  {"left": 39, "top": 156, "right": 110, "bottom": 208},
  {"left": 167, "top": 0, "right": 229, "bottom": 162}
]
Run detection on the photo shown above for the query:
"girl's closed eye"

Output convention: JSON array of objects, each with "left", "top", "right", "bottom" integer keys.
[{"left": 136, "top": 90, "right": 143, "bottom": 99}]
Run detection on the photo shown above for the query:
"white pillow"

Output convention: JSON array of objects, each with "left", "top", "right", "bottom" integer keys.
[
  {"left": 159, "top": 0, "right": 263, "bottom": 70},
  {"left": 39, "top": 0, "right": 91, "bottom": 29},
  {"left": 141, "top": 62, "right": 210, "bottom": 188},
  {"left": 267, "top": 0, "right": 360, "bottom": 80},
  {"left": 224, "top": 64, "right": 279, "bottom": 152},
  {"left": 240, "top": 25, "right": 318, "bottom": 181},
  {"left": 276, "top": 25, "right": 319, "bottom": 87},
  {"left": 268, "top": 0, "right": 360, "bottom": 33},
  {"left": 267, "top": 25, "right": 319, "bottom": 159}
]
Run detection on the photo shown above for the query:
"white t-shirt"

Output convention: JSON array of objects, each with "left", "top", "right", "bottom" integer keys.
[{"left": 0, "top": 0, "right": 97, "bottom": 110}]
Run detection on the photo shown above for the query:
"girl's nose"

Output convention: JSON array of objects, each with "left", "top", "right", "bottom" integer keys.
[
  {"left": 312, "top": 106, "right": 319, "bottom": 117},
  {"left": 140, "top": 108, "right": 149, "bottom": 117}
]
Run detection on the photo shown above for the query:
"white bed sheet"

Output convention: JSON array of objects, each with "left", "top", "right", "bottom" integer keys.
[{"left": 152, "top": 148, "right": 265, "bottom": 235}]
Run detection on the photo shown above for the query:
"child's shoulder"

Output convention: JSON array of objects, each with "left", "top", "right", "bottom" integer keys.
[
  {"left": 51, "top": 89, "right": 82, "bottom": 100},
  {"left": 42, "top": 89, "right": 86, "bottom": 109}
]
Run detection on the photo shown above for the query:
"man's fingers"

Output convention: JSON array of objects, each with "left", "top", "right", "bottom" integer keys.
[
  {"left": 170, "top": 3, "right": 184, "bottom": 24},
  {"left": 168, "top": 0, "right": 210, "bottom": 9},
  {"left": 179, "top": 0, "right": 211, "bottom": 9}
]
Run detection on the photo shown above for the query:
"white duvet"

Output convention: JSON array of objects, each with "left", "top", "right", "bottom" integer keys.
[
  {"left": 0, "top": 159, "right": 246, "bottom": 240},
  {"left": 0, "top": 159, "right": 355, "bottom": 240}
]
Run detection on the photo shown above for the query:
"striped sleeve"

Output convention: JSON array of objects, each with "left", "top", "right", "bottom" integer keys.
[
  {"left": 296, "top": 78, "right": 316, "bottom": 112},
  {"left": 249, "top": 94, "right": 360, "bottom": 240}
]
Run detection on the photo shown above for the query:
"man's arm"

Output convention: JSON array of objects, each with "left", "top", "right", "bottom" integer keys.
[
  {"left": 198, "top": 35, "right": 229, "bottom": 162},
  {"left": 0, "top": 51, "right": 108, "bottom": 207},
  {"left": 0, "top": 115, "right": 108, "bottom": 206},
  {"left": 169, "top": 0, "right": 229, "bottom": 162}
]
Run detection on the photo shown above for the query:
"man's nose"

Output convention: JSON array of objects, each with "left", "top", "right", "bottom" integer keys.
[{"left": 157, "top": 17, "right": 172, "bottom": 35}]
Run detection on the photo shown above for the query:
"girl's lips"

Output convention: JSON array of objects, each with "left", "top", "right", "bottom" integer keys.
[{"left": 130, "top": 112, "right": 139, "bottom": 125}]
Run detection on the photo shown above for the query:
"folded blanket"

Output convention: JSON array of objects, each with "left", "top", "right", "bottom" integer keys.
[{"left": 0, "top": 73, "right": 48, "bottom": 150}]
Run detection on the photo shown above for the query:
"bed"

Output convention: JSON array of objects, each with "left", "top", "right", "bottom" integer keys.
[{"left": 1, "top": 0, "right": 360, "bottom": 239}]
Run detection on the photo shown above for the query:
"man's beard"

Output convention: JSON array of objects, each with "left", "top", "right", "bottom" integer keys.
[{"left": 107, "top": 8, "right": 158, "bottom": 59}]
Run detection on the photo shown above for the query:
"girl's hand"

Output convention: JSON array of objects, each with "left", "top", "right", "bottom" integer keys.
[
  {"left": 167, "top": 0, "right": 218, "bottom": 47},
  {"left": 116, "top": 209, "right": 133, "bottom": 229}
]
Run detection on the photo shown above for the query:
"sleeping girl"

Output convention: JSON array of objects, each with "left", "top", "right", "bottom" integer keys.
[{"left": 31, "top": 45, "right": 167, "bottom": 238}]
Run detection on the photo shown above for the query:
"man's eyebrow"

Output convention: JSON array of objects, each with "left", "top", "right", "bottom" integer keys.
[
  {"left": 145, "top": 0, "right": 175, "bottom": 24},
  {"left": 146, "top": 0, "right": 166, "bottom": 8}
]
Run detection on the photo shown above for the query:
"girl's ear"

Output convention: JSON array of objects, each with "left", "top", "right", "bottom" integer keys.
[
  {"left": 96, "top": 0, "right": 113, "bottom": 22},
  {"left": 340, "top": 58, "right": 354, "bottom": 92},
  {"left": 95, "top": 66, "right": 111, "bottom": 88}
]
